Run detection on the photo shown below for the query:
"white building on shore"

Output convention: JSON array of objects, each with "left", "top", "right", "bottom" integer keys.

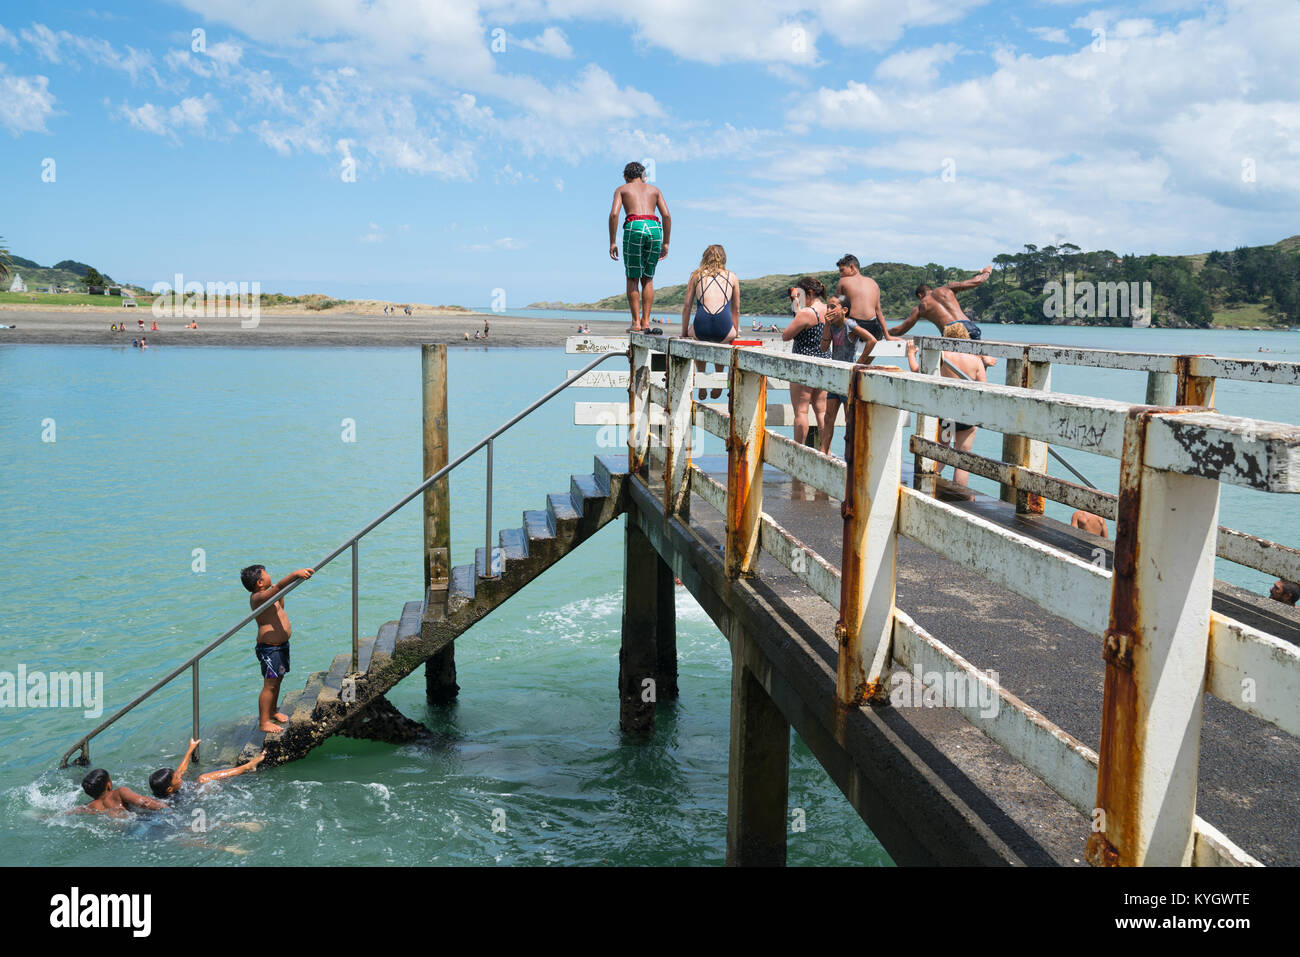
[{"left": 8, "top": 273, "right": 26, "bottom": 293}]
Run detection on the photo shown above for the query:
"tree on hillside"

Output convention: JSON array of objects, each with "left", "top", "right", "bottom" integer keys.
[
  {"left": 0, "top": 237, "right": 10, "bottom": 284},
  {"left": 84, "top": 267, "right": 108, "bottom": 288},
  {"left": 993, "top": 253, "right": 1015, "bottom": 287}
]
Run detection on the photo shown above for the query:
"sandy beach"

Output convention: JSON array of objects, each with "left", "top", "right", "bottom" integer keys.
[{"left": 0, "top": 306, "right": 794, "bottom": 349}]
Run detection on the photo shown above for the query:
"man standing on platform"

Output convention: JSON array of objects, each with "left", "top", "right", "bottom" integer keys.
[
  {"left": 609, "top": 162, "right": 671, "bottom": 333},
  {"left": 891, "top": 266, "right": 993, "bottom": 340}
]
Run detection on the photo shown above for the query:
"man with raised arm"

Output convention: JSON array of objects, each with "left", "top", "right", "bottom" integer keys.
[
  {"left": 890, "top": 265, "right": 994, "bottom": 340},
  {"left": 609, "top": 162, "right": 671, "bottom": 333}
]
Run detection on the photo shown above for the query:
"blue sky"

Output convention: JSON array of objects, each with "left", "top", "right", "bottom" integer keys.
[{"left": 2, "top": 0, "right": 1297, "bottom": 306}]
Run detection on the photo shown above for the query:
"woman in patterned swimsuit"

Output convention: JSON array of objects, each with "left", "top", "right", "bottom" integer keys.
[{"left": 781, "top": 275, "right": 830, "bottom": 447}]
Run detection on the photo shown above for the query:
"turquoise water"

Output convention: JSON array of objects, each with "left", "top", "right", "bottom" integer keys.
[{"left": 1, "top": 327, "right": 1295, "bottom": 866}]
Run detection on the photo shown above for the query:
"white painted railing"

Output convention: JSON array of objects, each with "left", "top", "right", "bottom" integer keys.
[{"left": 627, "top": 331, "right": 1300, "bottom": 868}]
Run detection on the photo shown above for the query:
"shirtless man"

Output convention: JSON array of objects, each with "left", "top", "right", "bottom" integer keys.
[
  {"left": 835, "top": 254, "right": 899, "bottom": 347},
  {"left": 906, "top": 325, "right": 986, "bottom": 485},
  {"left": 241, "top": 564, "right": 314, "bottom": 732},
  {"left": 149, "top": 738, "right": 265, "bottom": 801},
  {"left": 72, "top": 768, "right": 166, "bottom": 816},
  {"left": 609, "top": 162, "right": 671, "bottom": 332},
  {"left": 1071, "top": 511, "right": 1109, "bottom": 538},
  {"left": 891, "top": 265, "right": 994, "bottom": 339}
]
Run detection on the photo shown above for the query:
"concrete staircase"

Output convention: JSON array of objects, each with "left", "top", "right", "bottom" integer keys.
[{"left": 206, "top": 455, "right": 630, "bottom": 769}]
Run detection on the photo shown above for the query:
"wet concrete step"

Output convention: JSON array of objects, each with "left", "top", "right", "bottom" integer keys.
[
  {"left": 373, "top": 621, "right": 399, "bottom": 663},
  {"left": 355, "top": 635, "right": 377, "bottom": 674},
  {"left": 595, "top": 454, "right": 629, "bottom": 494},
  {"left": 448, "top": 563, "right": 476, "bottom": 613},
  {"left": 207, "top": 718, "right": 257, "bottom": 767},
  {"left": 570, "top": 473, "right": 604, "bottom": 516},
  {"left": 523, "top": 509, "right": 553, "bottom": 543},
  {"left": 547, "top": 492, "right": 581, "bottom": 530},
  {"left": 499, "top": 526, "right": 529, "bottom": 561},
  {"left": 475, "top": 545, "right": 505, "bottom": 579},
  {"left": 394, "top": 600, "right": 425, "bottom": 656},
  {"left": 314, "top": 653, "right": 353, "bottom": 711}
]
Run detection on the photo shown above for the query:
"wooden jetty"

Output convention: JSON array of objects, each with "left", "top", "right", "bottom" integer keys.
[{"left": 60, "top": 334, "right": 1300, "bottom": 867}]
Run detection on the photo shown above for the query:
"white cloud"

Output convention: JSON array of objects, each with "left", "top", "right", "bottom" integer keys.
[
  {"left": 1028, "top": 26, "right": 1070, "bottom": 44},
  {"left": 19, "top": 22, "right": 160, "bottom": 84},
  {"left": 0, "top": 67, "right": 56, "bottom": 135},
  {"left": 515, "top": 26, "right": 573, "bottom": 58},
  {"left": 360, "top": 222, "right": 385, "bottom": 242},
  {"left": 464, "top": 236, "right": 525, "bottom": 252},
  {"left": 119, "top": 94, "right": 218, "bottom": 139},
  {"left": 874, "top": 42, "right": 960, "bottom": 86},
  {"left": 0, "top": 25, "right": 19, "bottom": 50}
]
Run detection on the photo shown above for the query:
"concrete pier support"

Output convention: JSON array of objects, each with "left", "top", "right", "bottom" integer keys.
[
  {"left": 726, "top": 632, "right": 790, "bottom": 866},
  {"left": 620, "top": 515, "right": 670, "bottom": 732},
  {"left": 422, "top": 343, "right": 458, "bottom": 705}
]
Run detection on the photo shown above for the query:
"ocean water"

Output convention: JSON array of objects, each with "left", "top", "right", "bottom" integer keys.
[{"left": 0, "top": 326, "right": 1295, "bottom": 866}]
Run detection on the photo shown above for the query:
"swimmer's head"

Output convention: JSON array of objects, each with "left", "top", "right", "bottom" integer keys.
[
  {"left": 82, "top": 769, "right": 110, "bottom": 799},
  {"left": 836, "top": 254, "right": 860, "bottom": 276},
  {"left": 1270, "top": 579, "right": 1300, "bottom": 605},
  {"left": 623, "top": 161, "right": 646, "bottom": 182},
  {"left": 915, "top": 283, "right": 932, "bottom": 299},
  {"left": 149, "top": 768, "right": 179, "bottom": 798},
  {"left": 943, "top": 322, "right": 971, "bottom": 340},
  {"left": 240, "top": 564, "right": 267, "bottom": 593}
]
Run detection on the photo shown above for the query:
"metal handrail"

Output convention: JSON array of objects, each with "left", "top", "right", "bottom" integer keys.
[{"left": 59, "top": 348, "right": 624, "bottom": 768}]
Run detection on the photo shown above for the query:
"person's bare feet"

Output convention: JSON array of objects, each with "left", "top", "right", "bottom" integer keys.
[
  {"left": 259, "top": 720, "right": 285, "bottom": 733},
  {"left": 274, "top": 712, "right": 289, "bottom": 722}
]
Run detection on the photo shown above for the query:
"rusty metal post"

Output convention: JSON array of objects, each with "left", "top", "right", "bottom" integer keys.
[
  {"left": 912, "top": 344, "right": 942, "bottom": 496},
  {"left": 837, "top": 369, "right": 906, "bottom": 707},
  {"left": 619, "top": 513, "right": 661, "bottom": 734},
  {"left": 664, "top": 345, "right": 693, "bottom": 520},
  {"left": 725, "top": 630, "right": 789, "bottom": 866},
  {"left": 422, "top": 344, "right": 457, "bottom": 703},
  {"left": 1175, "top": 356, "right": 1216, "bottom": 408},
  {"left": 725, "top": 354, "right": 765, "bottom": 578},
  {"left": 628, "top": 342, "right": 651, "bottom": 477},
  {"left": 1086, "top": 409, "right": 1220, "bottom": 867},
  {"left": 1000, "top": 349, "right": 1051, "bottom": 513}
]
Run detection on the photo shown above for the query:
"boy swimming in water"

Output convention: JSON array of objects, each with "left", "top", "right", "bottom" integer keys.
[
  {"left": 240, "top": 564, "right": 313, "bottom": 733},
  {"left": 72, "top": 769, "right": 167, "bottom": 816},
  {"left": 148, "top": 738, "right": 266, "bottom": 801},
  {"left": 608, "top": 161, "right": 672, "bottom": 333}
]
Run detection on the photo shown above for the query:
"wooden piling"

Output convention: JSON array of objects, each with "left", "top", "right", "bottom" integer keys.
[
  {"left": 726, "top": 634, "right": 790, "bottom": 866},
  {"left": 619, "top": 514, "right": 661, "bottom": 732},
  {"left": 1000, "top": 351, "right": 1052, "bottom": 513},
  {"left": 422, "top": 344, "right": 458, "bottom": 704}
]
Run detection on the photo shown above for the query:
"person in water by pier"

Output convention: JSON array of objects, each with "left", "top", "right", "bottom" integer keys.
[
  {"left": 609, "top": 161, "right": 671, "bottom": 333},
  {"left": 681, "top": 244, "right": 740, "bottom": 400},
  {"left": 72, "top": 768, "right": 166, "bottom": 816},
  {"left": 906, "top": 324, "right": 986, "bottom": 485},
  {"left": 148, "top": 738, "right": 265, "bottom": 801},
  {"left": 891, "top": 265, "right": 993, "bottom": 341},
  {"left": 241, "top": 564, "right": 314, "bottom": 733},
  {"left": 1270, "top": 579, "right": 1299, "bottom": 606}
]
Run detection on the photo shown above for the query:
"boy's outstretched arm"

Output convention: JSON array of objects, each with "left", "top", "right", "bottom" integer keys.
[
  {"left": 120, "top": 787, "right": 166, "bottom": 811},
  {"left": 196, "top": 751, "right": 265, "bottom": 786},
  {"left": 175, "top": 738, "right": 200, "bottom": 780},
  {"left": 608, "top": 188, "right": 623, "bottom": 260},
  {"left": 251, "top": 568, "right": 313, "bottom": 609},
  {"left": 946, "top": 265, "right": 993, "bottom": 292},
  {"left": 889, "top": 306, "right": 922, "bottom": 337}
]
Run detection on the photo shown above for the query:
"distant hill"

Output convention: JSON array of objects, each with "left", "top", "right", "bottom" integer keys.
[
  {"left": 0, "top": 252, "right": 140, "bottom": 292},
  {"left": 533, "top": 236, "right": 1300, "bottom": 329}
]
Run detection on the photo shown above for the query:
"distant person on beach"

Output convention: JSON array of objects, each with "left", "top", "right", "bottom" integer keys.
[
  {"left": 483, "top": 318, "right": 490, "bottom": 338},
  {"left": 609, "top": 161, "right": 671, "bottom": 333},
  {"left": 148, "top": 738, "right": 265, "bottom": 801},
  {"left": 404, "top": 306, "right": 412, "bottom": 317},
  {"left": 151, "top": 320, "right": 158, "bottom": 331},
  {"left": 1071, "top": 511, "right": 1108, "bottom": 538},
  {"left": 819, "top": 295, "right": 879, "bottom": 456},
  {"left": 835, "top": 254, "right": 901, "bottom": 350},
  {"left": 1270, "top": 579, "right": 1299, "bottom": 605},
  {"left": 782, "top": 276, "right": 830, "bottom": 447},
  {"left": 71, "top": 769, "right": 166, "bottom": 816},
  {"left": 241, "top": 564, "right": 314, "bottom": 733},
  {"left": 681, "top": 244, "right": 740, "bottom": 400},
  {"left": 891, "top": 266, "right": 993, "bottom": 340},
  {"left": 906, "top": 324, "right": 986, "bottom": 485}
]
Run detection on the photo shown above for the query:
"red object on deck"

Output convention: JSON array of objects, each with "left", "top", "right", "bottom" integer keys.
[{"left": 731, "top": 339, "right": 763, "bottom": 346}]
